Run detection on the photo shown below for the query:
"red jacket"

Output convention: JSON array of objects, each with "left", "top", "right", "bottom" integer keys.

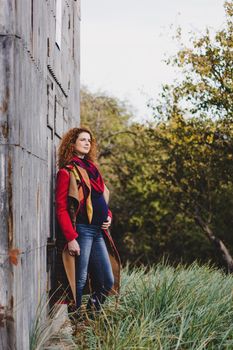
[
  {"left": 55, "top": 167, "right": 112, "bottom": 242},
  {"left": 56, "top": 168, "right": 78, "bottom": 241}
]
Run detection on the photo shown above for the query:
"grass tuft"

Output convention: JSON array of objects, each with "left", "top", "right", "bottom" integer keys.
[{"left": 73, "top": 262, "right": 233, "bottom": 349}]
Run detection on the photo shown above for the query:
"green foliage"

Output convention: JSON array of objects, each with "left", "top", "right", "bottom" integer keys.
[
  {"left": 158, "top": 1, "right": 233, "bottom": 121},
  {"left": 73, "top": 263, "right": 233, "bottom": 349},
  {"left": 108, "top": 118, "right": 233, "bottom": 266},
  {"left": 80, "top": 2, "right": 233, "bottom": 267},
  {"left": 80, "top": 87, "right": 132, "bottom": 160}
]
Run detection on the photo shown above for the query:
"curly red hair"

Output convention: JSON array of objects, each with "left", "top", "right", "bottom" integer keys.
[{"left": 57, "top": 126, "right": 97, "bottom": 169}]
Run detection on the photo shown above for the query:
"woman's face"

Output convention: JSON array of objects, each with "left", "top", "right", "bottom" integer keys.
[{"left": 74, "top": 132, "right": 91, "bottom": 156}]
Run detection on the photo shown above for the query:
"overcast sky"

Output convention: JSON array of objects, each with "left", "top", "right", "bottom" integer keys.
[{"left": 81, "top": 0, "right": 226, "bottom": 121}]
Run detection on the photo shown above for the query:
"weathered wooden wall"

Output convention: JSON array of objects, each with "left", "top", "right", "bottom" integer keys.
[{"left": 0, "top": 1, "right": 80, "bottom": 348}]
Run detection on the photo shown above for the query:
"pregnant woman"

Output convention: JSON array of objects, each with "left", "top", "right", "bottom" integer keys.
[{"left": 54, "top": 127, "right": 120, "bottom": 320}]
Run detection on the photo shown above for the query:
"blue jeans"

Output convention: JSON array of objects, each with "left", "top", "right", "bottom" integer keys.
[{"left": 75, "top": 224, "right": 114, "bottom": 310}]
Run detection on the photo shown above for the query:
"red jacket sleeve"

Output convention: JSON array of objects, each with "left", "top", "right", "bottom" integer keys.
[
  {"left": 55, "top": 168, "right": 78, "bottom": 241},
  {"left": 108, "top": 208, "right": 113, "bottom": 219}
]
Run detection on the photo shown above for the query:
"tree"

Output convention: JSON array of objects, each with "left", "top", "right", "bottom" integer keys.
[
  {"left": 109, "top": 2, "right": 233, "bottom": 268},
  {"left": 80, "top": 87, "right": 132, "bottom": 159},
  {"left": 154, "top": 1, "right": 233, "bottom": 122},
  {"left": 107, "top": 116, "right": 233, "bottom": 269},
  {"left": 80, "top": 3, "right": 233, "bottom": 269}
]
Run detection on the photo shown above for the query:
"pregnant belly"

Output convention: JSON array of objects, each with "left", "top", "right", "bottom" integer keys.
[{"left": 91, "top": 192, "right": 109, "bottom": 226}]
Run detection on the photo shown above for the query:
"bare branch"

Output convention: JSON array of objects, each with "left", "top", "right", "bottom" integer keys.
[{"left": 195, "top": 213, "right": 233, "bottom": 273}]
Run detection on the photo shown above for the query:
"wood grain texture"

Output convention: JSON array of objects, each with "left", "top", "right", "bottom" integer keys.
[{"left": 0, "top": 1, "right": 80, "bottom": 348}]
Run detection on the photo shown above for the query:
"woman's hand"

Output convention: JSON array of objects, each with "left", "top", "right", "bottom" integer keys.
[
  {"left": 67, "top": 239, "right": 80, "bottom": 256},
  {"left": 101, "top": 216, "right": 112, "bottom": 230}
]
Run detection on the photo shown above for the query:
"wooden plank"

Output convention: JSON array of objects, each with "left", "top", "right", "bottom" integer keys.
[
  {"left": 14, "top": 37, "right": 47, "bottom": 159},
  {"left": 47, "top": 78, "right": 55, "bottom": 129},
  {"left": 0, "top": 145, "right": 14, "bottom": 349},
  {"left": 0, "top": 0, "right": 15, "bottom": 34},
  {"left": 0, "top": 0, "right": 81, "bottom": 347},
  {"left": 54, "top": 95, "right": 64, "bottom": 137},
  {"left": 0, "top": 36, "right": 18, "bottom": 146},
  {"left": 10, "top": 145, "right": 48, "bottom": 349}
]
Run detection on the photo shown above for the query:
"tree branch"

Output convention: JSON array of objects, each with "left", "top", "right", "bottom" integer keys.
[{"left": 194, "top": 213, "right": 233, "bottom": 273}]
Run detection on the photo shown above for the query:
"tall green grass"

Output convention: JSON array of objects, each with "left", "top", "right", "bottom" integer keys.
[
  {"left": 29, "top": 292, "right": 73, "bottom": 350},
  {"left": 74, "top": 263, "right": 233, "bottom": 349}
]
